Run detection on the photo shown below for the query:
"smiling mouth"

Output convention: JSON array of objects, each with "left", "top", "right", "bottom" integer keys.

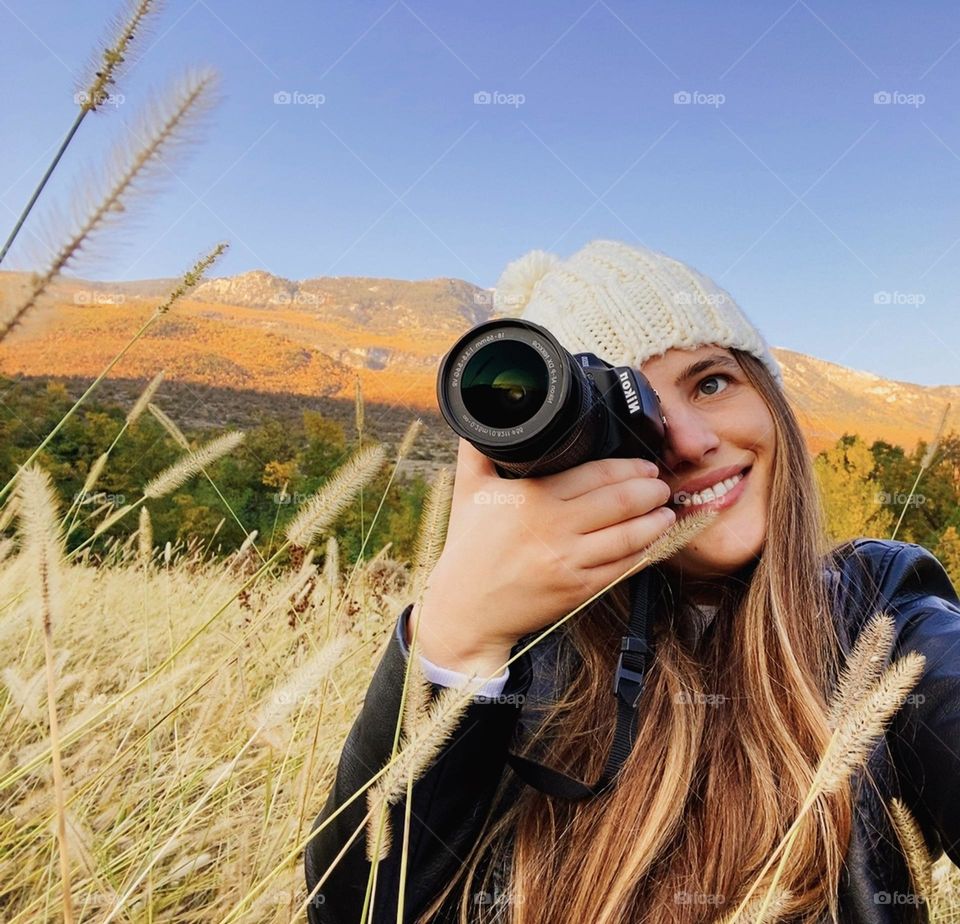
[{"left": 669, "top": 466, "right": 752, "bottom": 512}]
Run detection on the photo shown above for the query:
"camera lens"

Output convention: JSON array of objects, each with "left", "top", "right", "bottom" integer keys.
[{"left": 461, "top": 340, "right": 549, "bottom": 428}]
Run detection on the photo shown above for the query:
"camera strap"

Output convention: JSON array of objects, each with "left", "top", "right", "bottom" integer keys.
[{"left": 505, "top": 567, "right": 658, "bottom": 800}]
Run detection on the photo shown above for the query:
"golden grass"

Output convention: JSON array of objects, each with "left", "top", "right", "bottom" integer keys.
[{"left": 2, "top": 457, "right": 959, "bottom": 922}]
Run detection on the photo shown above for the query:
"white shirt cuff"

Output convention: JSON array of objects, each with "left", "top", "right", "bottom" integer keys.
[{"left": 417, "top": 651, "right": 511, "bottom": 699}]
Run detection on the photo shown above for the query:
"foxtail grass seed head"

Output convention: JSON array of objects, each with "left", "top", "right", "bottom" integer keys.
[
  {"left": 401, "top": 654, "right": 432, "bottom": 745},
  {"left": 354, "top": 374, "right": 364, "bottom": 437},
  {"left": 77, "top": 0, "right": 161, "bottom": 113},
  {"left": 397, "top": 417, "right": 423, "bottom": 460},
  {"left": 716, "top": 887, "right": 794, "bottom": 924},
  {"left": 365, "top": 788, "right": 392, "bottom": 863},
  {"left": 889, "top": 796, "right": 934, "bottom": 901},
  {"left": 920, "top": 402, "right": 951, "bottom": 469},
  {"left": 826, "top": 612, "right": 894, "bottom": 731},
  {"left": 80, "top": 452, "right": 110, "bottom": 498},
  {"left": 410, "top": 467, "right": 453, "bottom": 585},
  {"left": 143, "top": 430, "right": 244, "bottom": 499},
  {"left": 284, "top": 444, "right": 387, "bottom": 548},
  {"left": 253, "top": 637, "right": 347, "bottom": 745},
  {"left": 0, "top": 494, "right": 18, "bottom": 533},
  {"left": 365, "top": 682, "right": 480, "bottom": 857},
  {"left": 0, "top": 69, "right": 220, "bottom": 342},
  {"left": 137, "top": 507, "right": 153, "bottom": 568},
  {"left": 635, "top": 507, "right": 719, "bottom": 571},
  {"left": 818, "top": 651, "right": 926, "bottom": 797},
  {"left": 157, "top": 241, "right": 228, "bottom": 315},
  {"left": 147, "top": 401, "right": 190, "bottom": 449},
  {"left": 126, "top": 370, "right": 165, "bottom": 425},
  {"left": 16, "top": 466, "right": 66, "bottom": 633}
]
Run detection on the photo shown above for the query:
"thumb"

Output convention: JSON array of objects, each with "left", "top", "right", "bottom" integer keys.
[{"left": 454, "top": 437, "right": 499, "bottom": 488}]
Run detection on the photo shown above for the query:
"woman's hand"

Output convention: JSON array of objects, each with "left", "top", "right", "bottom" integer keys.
[{"left": 409, "top": 438, "right": 676, "bottom": 676}]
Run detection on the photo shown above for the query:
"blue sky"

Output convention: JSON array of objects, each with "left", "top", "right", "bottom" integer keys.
[{"left": 2, "top": 0, "right": 959, "bottom": 385}]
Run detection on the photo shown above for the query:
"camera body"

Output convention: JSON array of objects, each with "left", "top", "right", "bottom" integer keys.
[{"left": 436, "top": 318, "right": 667, "bottom": 478}]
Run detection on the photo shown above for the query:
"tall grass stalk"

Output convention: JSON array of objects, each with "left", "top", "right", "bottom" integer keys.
[
  {"left": 60, "top": 370, "right": 165, "bottom": 535},
  {"left": 0, "top": 243, "right": 227, "bottom": 505},
  {"left": 16, "top": 466, "right": 75, "bottom": 922},
  {"left": 221, "top": 510, "right": 720, "bottom": 923},
  {"left": 891, "top": 402, "right": 951, "bottom": 540},
  {"left": 726, "top": 648, "right": 927, "bottom": 923},
  {"left": 0, "top": 0, "right": 160, "bottom": 265},
  {"left": 0, "top": 69, "right": 218, "bottom": 343},
  {"left": 1, "top": 445, "right": 384, "bottom": 794}
]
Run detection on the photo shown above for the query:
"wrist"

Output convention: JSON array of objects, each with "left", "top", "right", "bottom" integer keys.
[{"left": 406, "top": 594, "right": 515, "bottom": 679}]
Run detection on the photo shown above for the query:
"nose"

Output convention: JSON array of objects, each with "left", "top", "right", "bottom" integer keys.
[{"left": 656, "top": 401, "right": 721, "bottom": 477}]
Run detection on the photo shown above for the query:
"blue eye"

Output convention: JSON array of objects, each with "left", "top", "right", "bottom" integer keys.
[{"left": 698, "top": 373, "right": 730, "bottom": 396}]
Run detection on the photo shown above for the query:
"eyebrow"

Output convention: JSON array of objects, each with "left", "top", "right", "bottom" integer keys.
[{"left": 675, "top": 354, "right": 739, "bottom": 386}]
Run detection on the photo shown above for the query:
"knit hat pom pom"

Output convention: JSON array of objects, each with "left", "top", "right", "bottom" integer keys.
[{"left": 492, "top": 249, "right": 560, "bottom": 317}]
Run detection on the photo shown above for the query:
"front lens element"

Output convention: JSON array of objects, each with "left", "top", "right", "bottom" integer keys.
[{"left": 461, "top": 340, "right": 548, "bottom": 428}]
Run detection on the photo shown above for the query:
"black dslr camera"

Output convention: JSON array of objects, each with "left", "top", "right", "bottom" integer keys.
[{"left": 436, "top": 318, "right": 667, "bottom": 478}]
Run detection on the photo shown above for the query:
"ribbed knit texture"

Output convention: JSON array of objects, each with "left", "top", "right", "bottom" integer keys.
[{"left": 492, "top": 239, "right": 782, "bottom": 384}]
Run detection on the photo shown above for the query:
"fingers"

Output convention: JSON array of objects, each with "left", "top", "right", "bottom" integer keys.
[
  {"left": 576, "top": 506, "right": 677, "bottom": 570},
  {"left": 545, "top": 456, "right": 660, "bottom": 501},
  {"left": 569, "top": 476, "right": 672, "bottom": 534}
]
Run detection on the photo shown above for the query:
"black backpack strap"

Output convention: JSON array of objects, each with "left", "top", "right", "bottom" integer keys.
[{"left": 505, "top": 567, "right": 660, "bottom": 800}]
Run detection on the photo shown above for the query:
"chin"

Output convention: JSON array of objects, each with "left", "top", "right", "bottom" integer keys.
[{"left": 664, "top": 508, "right": 766, "bottom": 579}]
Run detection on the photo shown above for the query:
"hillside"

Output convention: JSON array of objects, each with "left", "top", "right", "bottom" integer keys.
[{"left": 0, "top": 269, "right": 952, "bottom": 456}]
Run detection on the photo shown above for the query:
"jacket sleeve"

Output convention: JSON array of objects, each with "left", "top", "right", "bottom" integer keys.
[
  {"left": 303, "top": 603, "right": 534, "bottom": 923},
  {"left": 871, "top": 540, "right": 960, "bottom": 866}
]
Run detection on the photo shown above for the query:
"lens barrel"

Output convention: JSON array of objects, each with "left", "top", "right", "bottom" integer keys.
[{"left": 437, "top": 319, "right": 609, "bottom": 477}]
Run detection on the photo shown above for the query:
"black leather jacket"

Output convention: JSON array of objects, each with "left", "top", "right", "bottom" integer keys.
[{"left": 304, "top": 539, "right": 960, "bottom": 923}]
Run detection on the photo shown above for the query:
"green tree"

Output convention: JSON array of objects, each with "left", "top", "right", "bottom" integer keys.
[{"left": 814, "top": 433, "right": 894, "bottom": 543}]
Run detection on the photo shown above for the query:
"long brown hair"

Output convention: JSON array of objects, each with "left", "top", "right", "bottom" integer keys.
[{"left": 421, "top": 349, "right": 853, "bottom": 924}]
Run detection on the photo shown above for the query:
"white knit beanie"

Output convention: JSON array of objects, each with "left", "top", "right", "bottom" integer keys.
[{"left": 491, "top": 239, "right": 782, "bottom": 385}]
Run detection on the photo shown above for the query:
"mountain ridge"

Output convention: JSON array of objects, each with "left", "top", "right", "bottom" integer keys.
[{"left": 0, "top": 269, "right": 951, "bottom": 455}]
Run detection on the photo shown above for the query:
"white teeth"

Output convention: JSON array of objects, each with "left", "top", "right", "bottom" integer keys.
[{"left": 678, "top": 471, "right": 745, "bottom": 507}]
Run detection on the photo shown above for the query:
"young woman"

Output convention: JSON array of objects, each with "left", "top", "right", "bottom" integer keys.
[{"left": 304, "top": 240, "right": 960, "bottom": 924}]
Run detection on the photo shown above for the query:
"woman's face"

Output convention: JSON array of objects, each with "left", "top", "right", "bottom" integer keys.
[{"left": 637, "top": 345, "right": 775, "bottom": 581}]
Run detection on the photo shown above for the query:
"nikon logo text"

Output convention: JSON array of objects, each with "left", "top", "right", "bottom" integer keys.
[{"left": 619, "top": 370, "right": 640, "bottom": 414}]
